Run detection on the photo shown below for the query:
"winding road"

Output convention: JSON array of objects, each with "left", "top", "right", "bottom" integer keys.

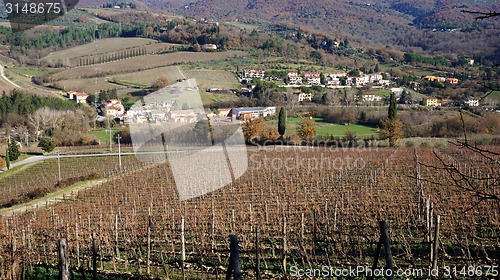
[{"left": 0, "top": 63, "right": 21, "bottom": 88}]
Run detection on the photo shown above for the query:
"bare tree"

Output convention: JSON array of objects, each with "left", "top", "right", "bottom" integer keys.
[
  {"left": 461, "top": 10, "right": 500, "bottom": 20},
  {"left": 417, "top": 111, "right": 499, "bottom": 212}
]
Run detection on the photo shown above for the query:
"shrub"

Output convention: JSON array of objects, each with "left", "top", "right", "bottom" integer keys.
[
  {"left": 38, "top": 138, "right": 56, "bottom": 153},
  {"left": 405, "top": 140, "right": 415, "bottom": 147}
]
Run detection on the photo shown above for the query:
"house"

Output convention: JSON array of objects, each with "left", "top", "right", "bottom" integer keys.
[
  {"left": 352, "top": 76, "right": 370, "bottom": 87},
  {"left": 424, "top": 76, "right": 446, "bottom": 83},
  {"left": 423, "top": 97, "right": 441, "bottom": 107},
  {"left": 446, "top": 78, "right": 459, "bottom": 85},
  {"left": 361, "top": 93, "right": 383, "bottom": 103},
  {"left": 366, "top": 73, "right": 383, "bottom": 83},
  {"left": 202, "top": 44, "right": 217, "bottom": 51},
  {"left": 302, "top": 72, "right": 321, "bottom": 85},
  {"left": 66, "top": 90, "right": 77, "bottom": 99},
  {"left": 327, "top": 71, "right": 347, "bottom": 79},
  {"left": 217, "top": 108, "right": 232, "bottom": 117},
  {"left": 73, "top": 92, "right": 89, "bottom": 104},
  {"left": 287, "top": 70, "right": 298, "bottom": 78},
  {"left": 168, "top": 110, "right": 198, "bottom": 123},
  {"left": 229, "top": 107, "right": 276, "bottom": 120},
  {"left": 295, "top": 92, "right": 313, "bottom": 102},
  {"left": 326, "top": 79, "right": 340, "bottom": 87},
  {"left": 464, "top": 98, "right": 479, "bottom": 107},
  {"left": 287, "top": 70, "right": 303, "bottom": 84},
  {"left": 104, "top": 99, "right": 125, "bottom": 117},
  {"left": 243, "top": 69, "right": 266, "bottom": 80}
]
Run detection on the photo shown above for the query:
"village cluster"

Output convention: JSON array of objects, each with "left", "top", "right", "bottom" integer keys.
[{"left": 62, "top": 67, "right": 481, "bottom": 128}]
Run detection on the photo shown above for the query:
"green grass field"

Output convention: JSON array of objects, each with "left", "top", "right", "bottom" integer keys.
[
  {"left": 267, "top": 117, "right": 378, "bottom": 138},
  {"left": 89, "top": 129, "right": 119, "bottom": 145}
]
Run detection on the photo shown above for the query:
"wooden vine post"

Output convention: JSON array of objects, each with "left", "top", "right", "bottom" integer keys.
[
  {"left": 255, "top": 225, "right": 261, "bottom": 280},
  {"left": 369, "top": 221, "right": 394, "bottom": 280},
  {"left": 431, "top": 215, "right": 441, "bottom": 273},
  {"left": 92, "top": 233, "right": 97, "bottom": 280},
  {"left": 226, "top": 235, "right": 241, "bottom": 280},
  {"left": 58, "top": 239, "right": 70, "bottom": 280}
]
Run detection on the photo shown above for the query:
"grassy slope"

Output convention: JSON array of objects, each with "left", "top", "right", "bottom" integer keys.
[{"left": 267, "top": 117, "right": 378, "bottom": 137}]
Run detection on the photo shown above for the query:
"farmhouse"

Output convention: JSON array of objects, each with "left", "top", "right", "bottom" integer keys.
[
  {"left": 104, "top": 99, "right": 125, "bottom": 117},
  {"left": 73, "top": 92, "right": 89, "bottom": 104},
  {"left": 66, "top": 90, "right": 77, "bottom": 99}
]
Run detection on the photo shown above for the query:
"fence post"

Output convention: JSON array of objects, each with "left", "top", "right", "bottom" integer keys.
[
  {"left": 59, "top": 239, "right": 70, "bottom": 280},
  {"left": 92, "top": 233, "right": 97, "bottom": 280},
  {"left": 255, "top": 226, "right": 261, "bottom": 280},
  {"left": 432, "top": 215, "right": 441, "bottom": 272},
  {"left": 225, "top": 235, "right": 241, "bottom": 280}
]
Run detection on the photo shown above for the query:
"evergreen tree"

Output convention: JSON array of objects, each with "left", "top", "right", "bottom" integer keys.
[
  {"left": 38, "top": 138, "right": 55, "bottom": 153},
  {"left": 380, "top": 92, "right": 402, "bottom": 147},
  {"left": 388, "top": 93, "right": 397, "bottom": 120},
  {"left": 278, "top": 107, "right": 286, "bottom": 139},
  {"left": 8, "top": 139, "right": 20, "bottom": 161},
  {"left": 374, "top": 64, "right": 380, "bottom": 73},
  {"left": 5, "top": 149, "right": 10, "bottom": 169}
]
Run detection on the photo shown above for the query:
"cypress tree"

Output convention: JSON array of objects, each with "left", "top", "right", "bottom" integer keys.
[
  {"left": 278, "top": 107, "right": 286, "bottom": 139},
  {"left": 5, "top": 149, "right": 10, "bottom": 170},
  {"left": 388, "top": 93, "right": 397, "bottom": 120}
]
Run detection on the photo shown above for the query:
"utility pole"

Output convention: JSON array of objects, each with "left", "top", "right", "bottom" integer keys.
[
  {"left": 108, "top": 128, "right": 113, "bottom": 151},
  {"left": 57, "top": 151, "right": 61, "bottom": 182},
  {"left": 107, "top": 116, "right": 113, "bottom": 152},
  {"left": 117, "top": 134, "right": 122, "bottom": 172}
]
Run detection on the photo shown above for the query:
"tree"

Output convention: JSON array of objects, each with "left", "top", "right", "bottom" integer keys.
[
  {"left": 379, "top": 93, "right": 403, "bottom": 147},
  {"left": 5, "top": 149, "right": 9, "bottom": 169},
  {"left": 192, "top": 43, "right": 202, "bottom": 52},
  {"left": 278, "top": 107, "right": 286, "bottom": 139},
  {"left": 0, "top": 157, "right": 6, "bottom": 169},
  {"left": 418, "top": 111, "right": 500, "bottom": 209},
  {"left": 8, "top": 139, "right": 20, "bottom": 161},
  {"left": 38, "top": 138, "right": 55, "bottom": 153},
  {"left": 152, "top": 76, "right": 170, "bottom": 89},
  {"left": 297, "top": 118, "right": 316, "bottom": 142},
  {"left": 388, "top": 93, "right": 397, "bottom": 120},
  {"left": 379, "top": 118, "right": 403, "bottom": 147},
  {"left": 86, "top": 94, "right": 96, "bottom": 105},
  {"left": 242, "top": 117, "right": 265, "bottom": 143}
]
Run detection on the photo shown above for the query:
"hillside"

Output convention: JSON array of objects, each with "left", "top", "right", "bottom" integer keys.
[{"left": 86, "top": 0, "right": 496, "bottom": 62}]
